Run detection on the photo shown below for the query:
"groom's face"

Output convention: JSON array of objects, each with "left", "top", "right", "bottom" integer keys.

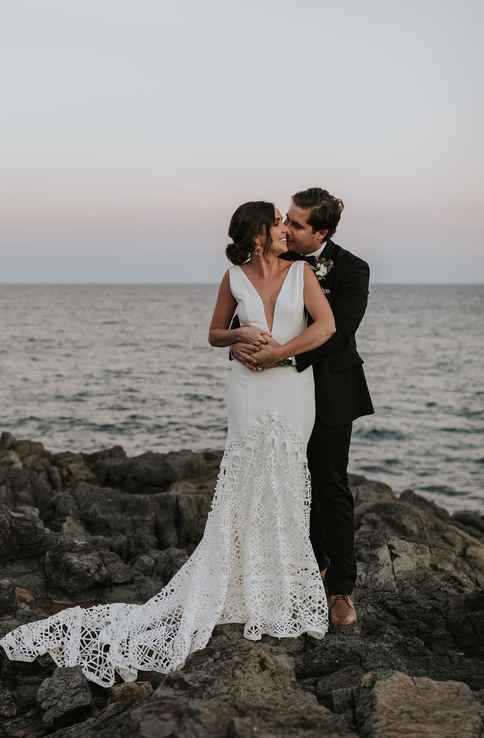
[{"left": 285, "top": 202, "right": 327, "bottom": 255}]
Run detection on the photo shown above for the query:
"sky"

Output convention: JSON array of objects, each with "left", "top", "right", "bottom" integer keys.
[{"left": 1, "top": 0, "right": 483, "bottom": 284}]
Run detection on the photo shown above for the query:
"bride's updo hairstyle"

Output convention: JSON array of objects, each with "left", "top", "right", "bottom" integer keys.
[{"left": 226, "top": 201, "right": 275, "bottom": 265}]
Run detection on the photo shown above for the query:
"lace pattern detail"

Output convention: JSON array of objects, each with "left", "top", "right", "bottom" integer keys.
[{"left": 0, "top": 413, "right": 328, "bottom": 688}]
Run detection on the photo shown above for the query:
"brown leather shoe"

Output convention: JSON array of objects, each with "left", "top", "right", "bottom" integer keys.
[{"left": 328, "top": 594, "right": 357, "bottom": 626}]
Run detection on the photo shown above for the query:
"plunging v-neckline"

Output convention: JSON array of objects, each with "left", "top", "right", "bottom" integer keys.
[{"left": 237, "top": 262, "right": 296, "bottom": 334}]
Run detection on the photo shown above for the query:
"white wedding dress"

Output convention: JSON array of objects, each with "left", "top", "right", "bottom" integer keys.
[{"left": 0, "top": 260, "right": 328, "bottom": 688}]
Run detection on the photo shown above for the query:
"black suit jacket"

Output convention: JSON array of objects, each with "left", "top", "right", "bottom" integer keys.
[{"left": 230, "top": 238, "right": 375, "bottom": 427}]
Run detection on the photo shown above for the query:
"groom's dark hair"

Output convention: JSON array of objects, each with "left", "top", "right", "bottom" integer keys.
[{"left": 292, "top": 187, "right": 344, "bottom": 239}]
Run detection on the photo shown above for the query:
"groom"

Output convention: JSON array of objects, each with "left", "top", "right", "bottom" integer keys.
[{"left": 231, "top": 187, "right": 374, "bottom": 627}]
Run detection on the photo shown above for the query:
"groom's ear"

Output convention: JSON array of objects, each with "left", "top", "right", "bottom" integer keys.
[{"left": 317, "top": 228, "right": 329, "bottom": 243}]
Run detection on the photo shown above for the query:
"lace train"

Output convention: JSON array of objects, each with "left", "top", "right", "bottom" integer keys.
[{"left": 0, "top": 414, "right": 328, "bottom": 687}]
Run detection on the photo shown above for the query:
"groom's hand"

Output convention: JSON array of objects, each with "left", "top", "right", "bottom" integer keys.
[
  {"left": 232, "top": 342, "right": 260, "bottom": 370},
  {"left": 252, "top": 345, "right": 281, "bottom": 370}
]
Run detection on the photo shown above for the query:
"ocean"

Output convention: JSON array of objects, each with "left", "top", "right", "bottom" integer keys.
[{"left": 1, "top": 283, "right": 483, "bottom": 512}]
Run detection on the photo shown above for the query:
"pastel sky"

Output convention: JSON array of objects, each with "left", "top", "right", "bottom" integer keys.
[{"left": 1, "top": 0, "right": 483, "bottom": 283}]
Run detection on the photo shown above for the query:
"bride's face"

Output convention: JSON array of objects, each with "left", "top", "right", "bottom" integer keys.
[{"left": 268, "top": 209, "right": 289, "bottom": 255}]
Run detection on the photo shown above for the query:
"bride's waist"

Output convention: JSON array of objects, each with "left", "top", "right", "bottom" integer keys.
[
  {"left": 230, "top": 359, "right": 292, "bottom": 374},
  {"left": 237, "top": 322, "right": 304, "bottom": 345},
  {"left": 227, "top": 360, "right": 314, "bottom": 399},
  {"left": 229, "top": 360, "right": 312, "bottom": 382}
]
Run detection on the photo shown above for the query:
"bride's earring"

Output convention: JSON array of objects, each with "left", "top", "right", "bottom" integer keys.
[{"left": 252, "top": 241, "right": 263, "bottom": 258}]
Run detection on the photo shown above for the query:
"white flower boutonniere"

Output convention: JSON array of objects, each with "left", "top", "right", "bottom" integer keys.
[{"left": 312, "top": 257, "right": 334, "bottom": 281}]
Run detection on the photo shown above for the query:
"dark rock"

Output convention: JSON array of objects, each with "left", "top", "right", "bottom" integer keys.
[
  {"left": 352, "top": 478, "right": 396, "bottom": 508},
  {"left": 1, "top": 436, "right": 483, "bottom": 738},
  {"left": 0, "top": 431, "right": 16, "bottom": 450},
  {"left": 52, "top": 451, "right": 98, "bottom": 486},
  {"left": 0, "top": 504, "right": 51, "bottom": 563},
  {"left": 353, "top": 670, "right": 484, "bottom": 738},
  {"left": 447, "top": 591, "right": 484, "bottom": 660},
  {"left": 452, "top": 509, "right": 484, "bottom": 543},
  {"left": 152, "top": 546, "right": 191, "bottom": 582},
  {"left": 109, "top": 680, "right": 153, "bottom": 704},
  {"left": 0, "top": 441, "right": 60, "bottom": 512},
  {"left": 132, "top": 553, "right": 156, "bottom": 577},
  {"left": 43, "top": 492, "right": 82, "bottom": 532},
  {"left": 36, "top": 665, "right": 93, "bottom": 727},
  {"left": 349, "top": 472, "right": 368, "bottom": 487},
  {"left": 44, "top": 540, "right": 133, "bottom": 595},
  {"left": 82, "top": 445, "right": 128, "bottom": 465},
  {"left": 169, "top": 478, "right": 214, "bottom": 545},
  {"left": 316, "top": 665, "right": 365, "bottom": 709},
  {"left": 13, "top": 440, "right": 47, "bottom": 459},
  {"left": 0, "top": 449, "right": 23, "bottom": 469},
  {"left": 127, "top": 638, "right": 358, "bottom": 738},
  {"left": 90, "top": 449, "right": 217, "bottom": 494},
  {"left": 399, "top": 487, "right": 452, "bottom": 522},
  {"left": 0, "top": 684, "right": 17, "bottom": 718},
  {"left": 303, "top": 632, "right": 409, "bottom": 680},
  {"left": 0, "top": 578, "right": 16, "bottom": 614},
  {"left": 69, "top": 481, "right": 179, "bottom": 553}
]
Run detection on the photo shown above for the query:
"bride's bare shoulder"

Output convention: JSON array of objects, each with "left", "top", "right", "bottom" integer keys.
[
  {"left": 281, "top": 260, "right": 294, "bottom": 273},
  {"left": 218, "top": 268, "right": 232, "bottom": 290}
]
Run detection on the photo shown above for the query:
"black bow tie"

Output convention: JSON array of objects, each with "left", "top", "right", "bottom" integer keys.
[{"left": 301, "top": 255, "right": 318, "bottom": 267}]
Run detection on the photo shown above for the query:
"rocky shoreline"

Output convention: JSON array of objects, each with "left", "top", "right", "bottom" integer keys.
[{"left": 0, "top": 430, "right": 483, "bottom": 737}]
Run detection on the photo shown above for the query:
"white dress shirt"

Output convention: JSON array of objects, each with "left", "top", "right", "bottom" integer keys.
[{"left": 306, "top": 240, "right": 327, "bottom": 259}]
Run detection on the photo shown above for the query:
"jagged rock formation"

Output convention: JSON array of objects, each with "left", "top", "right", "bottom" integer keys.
[{"left": 0, "top": 431, "right": 483, "bottom": 737}]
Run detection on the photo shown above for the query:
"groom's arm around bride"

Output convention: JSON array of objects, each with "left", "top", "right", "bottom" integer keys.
[{"left": 293, "top": 236, "right": 374, "bottom": 427}]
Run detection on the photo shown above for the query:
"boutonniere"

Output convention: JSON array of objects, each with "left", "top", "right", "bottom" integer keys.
[{"left": 312, "top": 256, "right": 334, "bottom": 280}]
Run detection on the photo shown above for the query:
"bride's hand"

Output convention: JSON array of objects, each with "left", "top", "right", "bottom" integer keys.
[
  {"left": 252, "top": 344, "right": 281, "bottom": 370},
  {"left": 232, "top": 341, "right": 259, "bottom": 370},
  {"left": 237, "top": 326, "right": 270, "bottom": 347},
  {"left": 263, "top": 333, "right": 281, "bottom": 348}
]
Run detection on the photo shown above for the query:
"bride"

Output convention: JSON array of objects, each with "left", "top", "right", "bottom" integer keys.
[{"left": 0, "top": 200, "right": 336, "bottom": 688}]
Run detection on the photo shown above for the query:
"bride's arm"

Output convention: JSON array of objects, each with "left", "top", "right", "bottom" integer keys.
[
  {"left": 208, "top": 270, "right": 269, "bottom": 348},
  {"left": 254, "top": 264, "right": 335, "bottom": 366}
]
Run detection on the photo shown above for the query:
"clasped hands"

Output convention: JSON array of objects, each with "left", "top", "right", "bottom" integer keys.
[{"left": 232, "top": 326, "right": 282, "bottom": 371}]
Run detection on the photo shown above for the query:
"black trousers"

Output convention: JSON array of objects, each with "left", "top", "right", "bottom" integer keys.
[{"left": 307, "top": 418, "right": 356, "bottom": 595}]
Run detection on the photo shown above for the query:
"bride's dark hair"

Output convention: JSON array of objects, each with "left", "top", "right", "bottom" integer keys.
[{"left": 226, "top": 201, "right": 275, "bottom": 265}]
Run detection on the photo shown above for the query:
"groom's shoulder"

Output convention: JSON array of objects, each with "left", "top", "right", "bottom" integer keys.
[{"left": 330, "top": 240, "right": 369, "bottom": 273}]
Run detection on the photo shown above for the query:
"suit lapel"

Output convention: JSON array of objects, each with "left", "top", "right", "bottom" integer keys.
[
  {"left": 281, "top": 241, "right": 338, "bottom": 300},
  {"left": 321, "top": 238, "right": 337, "bottom": 261},
  {"left": 315, "top": 239, "right": 337, "bottom": 300}
]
